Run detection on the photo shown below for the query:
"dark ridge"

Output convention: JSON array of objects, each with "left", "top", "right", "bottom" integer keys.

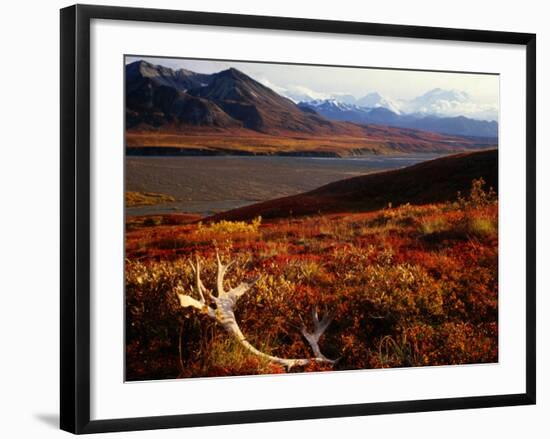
[{"left": 207, "top": 149, "right": 497, "bottom": 221}]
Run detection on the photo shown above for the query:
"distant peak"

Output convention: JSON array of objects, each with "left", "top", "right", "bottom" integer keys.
[
  {"left": 217, "top": 67, "right": 248, "bottom": 80},
  {"left": 421, "top": 88, "right": 469, "bottom": 100},
  {"left": 126, "top": 59, "right": 175, "bottom": 78},
  {"left": 129, "top": 59, "right": 149, "bottom": 65},
  {"left": 126, "top": 59, "right": 151, "bottom": 70},
  {"left": 174, "top": 67, "right": 198, "bottom": 77}
]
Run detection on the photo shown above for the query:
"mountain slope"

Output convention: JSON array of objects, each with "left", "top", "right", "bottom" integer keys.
[
  {"left": 126, "top": 60, "right": 212, "bottom": 93},
  {"left": 409, "top": 115, "right": 498, "bottom": 138},
  {"left": 126, "top": 61, "right": 242, "bottom": 129},
  {"left": 189, "top": 67, "right": 342, "bottom": 133},
  {"left": 208, "top": 149, "right": 497, "bottom": 221}
]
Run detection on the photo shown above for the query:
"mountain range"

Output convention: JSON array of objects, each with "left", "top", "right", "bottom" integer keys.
[
  {"left": 125, "top": 60, "right": 497, "bottom": 155},
  {"left": 275, "top": 84, "right": 497, "bottom": 120},
  {"left": 298, "top": 99, "right": 498, "bottom": 138}
]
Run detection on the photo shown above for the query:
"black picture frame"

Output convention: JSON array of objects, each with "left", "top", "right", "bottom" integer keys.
[{"left": 60, "top": 4, "right": 536, "bottom": 434}]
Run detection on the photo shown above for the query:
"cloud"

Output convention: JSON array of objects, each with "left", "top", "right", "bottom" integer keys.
[
  {"left": 256, "top": 78, "right": 288, "bottom": 95},
  {"left": 261, "top": 82, "right": 332, "bottom": 102}
]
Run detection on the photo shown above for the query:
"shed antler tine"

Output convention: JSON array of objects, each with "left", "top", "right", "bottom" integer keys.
[
  {"left": 312, "top": 306, "right": 320, "bottom": 325},
  {"left": 175, "top": 254, "right": 337, "bottom": 368}
]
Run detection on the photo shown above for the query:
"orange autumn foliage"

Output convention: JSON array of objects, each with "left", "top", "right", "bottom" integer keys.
[{"left": 126, "top": 179, "right": 498, "bottom": 380}]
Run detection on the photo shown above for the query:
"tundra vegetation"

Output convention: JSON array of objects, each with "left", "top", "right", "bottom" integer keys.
[
  {"left": 125, "top": 191, "right": 176, "bottom": 207},
  {"left": 125, "top": 178, "right": 498, "bottom": 380}
]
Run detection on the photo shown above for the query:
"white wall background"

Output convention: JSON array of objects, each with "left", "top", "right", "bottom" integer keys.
[{"left": 0, "top": 0, "right": 546, "bottom": 437}]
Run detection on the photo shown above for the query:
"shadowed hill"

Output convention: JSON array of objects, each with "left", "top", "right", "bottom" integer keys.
[{"left": 208, "top": 149, "right": 497, "bottom": 221}]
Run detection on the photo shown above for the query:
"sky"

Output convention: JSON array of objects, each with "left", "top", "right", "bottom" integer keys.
[{"left": 125, "top": 55, "right": 499, "bottom": 120}]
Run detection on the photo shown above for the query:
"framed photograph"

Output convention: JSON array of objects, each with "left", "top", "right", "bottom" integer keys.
[{"left": 60, "top": 4, "right": 536, "bottom": 434}]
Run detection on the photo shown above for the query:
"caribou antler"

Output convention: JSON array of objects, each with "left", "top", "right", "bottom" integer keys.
[{"left": 175, "top": 251, "right": 336, "bottom": 369}]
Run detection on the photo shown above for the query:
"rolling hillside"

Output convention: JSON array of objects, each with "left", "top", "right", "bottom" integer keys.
[{"left": 208, "top": 149, "right": 497, "bottom": 221}]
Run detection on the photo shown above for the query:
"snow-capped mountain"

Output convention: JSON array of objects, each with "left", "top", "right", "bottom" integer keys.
[
  {"left": 402, "top": 88, "right": 498, "bottom": 121},
  {"left": 356, "top": 92, "right": 402, "bottom": 114},
  {"left": 299, "top": 94, "right": 498, "bottom": 138},
  {"left": 296, "top": 87, "right": 498, "bottom": 137},
  {"left": 268, "top": 85, "right": 331, "bottom": 103},
  {"left": 299, "top": 99, "right": 360, "bottom": 111},
  {"left": 298, "top": 88, "right": 497, "bottom": 122},
  {"left": 297, "top": 92, "right": 402, "bottom": 114},
  {"left": 297, "top": 99, "right": 371, "bottom": 122},
  {"left": 330, "top": 93, "right": 358, "bottom": 105}
]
